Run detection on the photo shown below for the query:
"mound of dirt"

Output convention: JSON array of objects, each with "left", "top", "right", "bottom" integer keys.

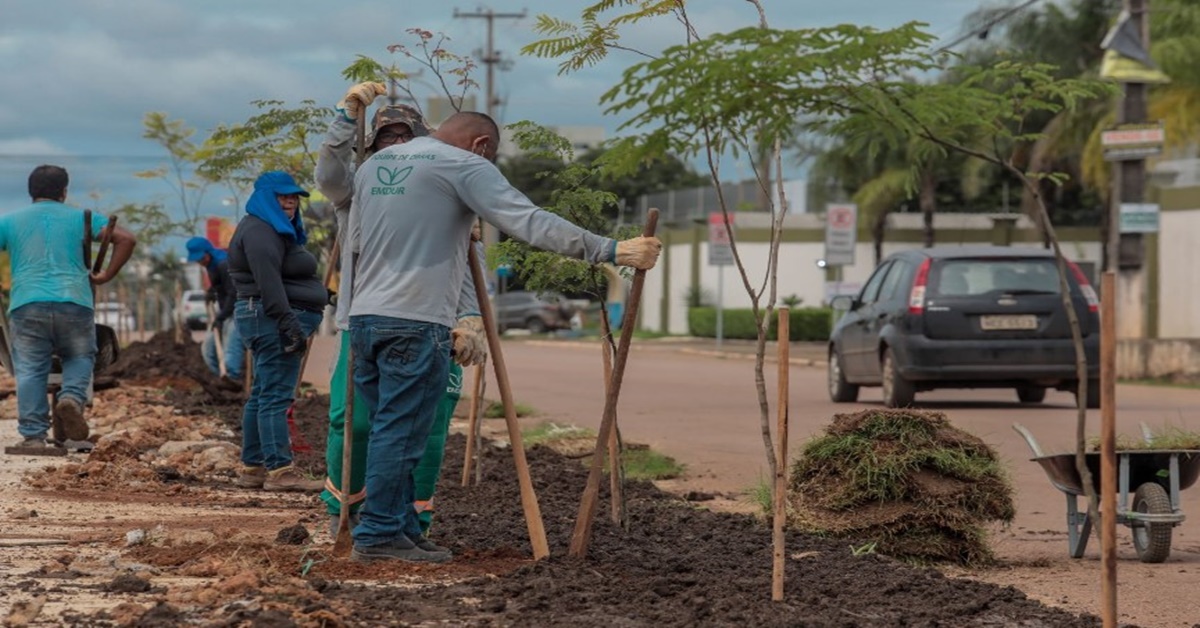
[
  {"left": 788, "top": 409, "right": 1014, "bottom": 565},
  {"left": 308, "top": 434, "right": 1097, "bottom": 627},
  {"left": 106, "top": 331, "right": 212, "bottom": 384}
]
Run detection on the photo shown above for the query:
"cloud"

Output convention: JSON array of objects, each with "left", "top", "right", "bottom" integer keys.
[{"left": 0, "top": 137, "right": 70, "bottom": 156}]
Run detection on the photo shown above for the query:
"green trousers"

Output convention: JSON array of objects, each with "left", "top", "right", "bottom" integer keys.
[{"left": 321, "top": 332, "right": 463, "bottom": 534}]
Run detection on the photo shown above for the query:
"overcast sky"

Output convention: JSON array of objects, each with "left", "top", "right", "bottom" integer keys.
[{"left": 0, "top": 0, "right": 989, "bottom": 159}]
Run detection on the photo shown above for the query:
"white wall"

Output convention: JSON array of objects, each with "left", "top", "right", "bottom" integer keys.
[{"left": 1158, "top": 209, "right": 1200, "bottom": 337}]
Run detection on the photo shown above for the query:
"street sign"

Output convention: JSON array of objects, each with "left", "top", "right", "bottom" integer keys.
[
  {"left": 824, "top": 203, "right": 857, "bottom": 266},
  {"left": 707, "top": 212, "right": 734, "bottom": 266},
  {"left": 1119, "top": 203, "right": 1160, "bottom": 234},
  {"left": 1101, "top": 123, "right": 1165, "bottom": 161}
]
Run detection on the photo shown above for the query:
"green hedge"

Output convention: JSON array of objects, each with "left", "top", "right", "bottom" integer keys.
[{"left": 687, "top": 307, "right": 832, "bottom": 341}]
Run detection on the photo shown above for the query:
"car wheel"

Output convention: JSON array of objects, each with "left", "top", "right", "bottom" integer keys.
[
  {"left": 828, "top": 348, "right": 859, "bottom": 403},
  {"left": 1016, "top": 386, "right": 1047, "bottom": 404},
  {"left": 526, "top": 317, "right": 548, "bottom": 334},
  {"left": 1074, "top": 378, "right": 1101, "bottom": 410},
  {"left": 881, "top": 348, "right": 915, "bottom": 408}
]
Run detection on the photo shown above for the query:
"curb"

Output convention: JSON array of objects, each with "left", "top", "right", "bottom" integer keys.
[{"left": 677, "top": 347, "right": 822, "bottom": 367}]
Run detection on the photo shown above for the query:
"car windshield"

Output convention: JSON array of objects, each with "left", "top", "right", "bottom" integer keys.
[
  {"left": 933, "top": 258, "right": 1062, "bottom": 297},
  {"left": 187, "top": 293, "right": 206, "bottom": 302}
]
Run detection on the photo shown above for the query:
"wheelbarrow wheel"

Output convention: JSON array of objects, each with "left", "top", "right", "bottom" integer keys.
[{"left": 1131, "top": 482, "right": 1172, "bottom": 563}]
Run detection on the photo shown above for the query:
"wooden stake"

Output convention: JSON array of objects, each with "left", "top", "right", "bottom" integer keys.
[
  {"left": 461, "top": 363, "right": 485, "bottom": 486},
  {"left": 1100, "top": 271, "right": 1117, "bottom": 626},
  {"left": 243, "top": 349, "right": 253, "bottom": 393},
  {"left": 600, "top": 311, "right": 624, "bottom": 526},
  {"left": 174, "top": 280, "right": 184, "bottom": 345},
  {"left": 136, "top": 283, "right": 145, "bottom": 341},
  {"left": 469, "top": 240, "right": 550, "bottom": 559},
  {"left": 333, "top": 112, "right": 367, "bottom": 557},
  {"left": 332, "top": 344, "right": 356, "bottom": 556},
  {"left": 772, "top": 308, "right": 790, "bottom": 602},
  {"left": 569, "top": 208, "right": 659, "bottom": 558}
]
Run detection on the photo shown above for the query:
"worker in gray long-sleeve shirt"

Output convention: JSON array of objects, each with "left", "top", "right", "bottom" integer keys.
[
  {"left": 345, "top": 111, "right": 663, "bottom": 564},
  {"left": 314, "top": 83, "right": 486, "bottom": 539}
]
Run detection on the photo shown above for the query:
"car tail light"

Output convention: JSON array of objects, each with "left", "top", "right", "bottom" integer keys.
[
  {"left": 1067, "top": 261, "right": 1099, "bottom": 313},
  {"left": 908, "top": 258, "right": 932, "bottom": 314}
]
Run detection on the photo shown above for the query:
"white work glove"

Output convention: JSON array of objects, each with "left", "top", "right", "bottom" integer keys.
[
  {"left": 614, "top": 236, "right": 663, "bottom": 270},
  {"left": 451, "top": 316, "right": 487, "bottom": 367},
  {"left": 337, "top": 82, "right": 386, "bottom": 121}
]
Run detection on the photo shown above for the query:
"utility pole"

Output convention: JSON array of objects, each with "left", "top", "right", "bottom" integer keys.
[
  {"left": 454, "top": 7, "right": 527, "bottom": 291},
  {"left": 454, "top": 7, "right": 526, "bottom": 118}
]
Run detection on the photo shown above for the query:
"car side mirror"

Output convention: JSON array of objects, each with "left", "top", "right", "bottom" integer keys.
[{"left": 830, "top": 295, "right": 855, "bottom": 312}]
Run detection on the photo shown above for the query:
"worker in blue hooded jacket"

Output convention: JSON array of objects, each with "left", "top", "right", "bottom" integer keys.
[
  {"left": 227, "top": 171, "right": 326, "bottom": 492},
  {"left": 185, "top": 236, "right": 245, "bottom": 390}
]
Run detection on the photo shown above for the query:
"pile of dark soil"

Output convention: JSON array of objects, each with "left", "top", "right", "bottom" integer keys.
[
  {"left": 105, "top": 331, "right": 211, "bottom": 385},
  {"left": 312, "top": 434, "right": 1096, "bottom": 627},
  {"left": 789, "top": 409, "right": 1014, "bottom": 565}
]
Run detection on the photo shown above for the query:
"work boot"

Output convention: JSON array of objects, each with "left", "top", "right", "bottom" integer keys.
[
  {"left": 262, "top": 466, "right": 323, "bottom": 492},
  {"left": 236, "top": 466, "right": 266, "bottom": 489},
  {"left": 54, "top": 397, "right": 90, "bottom": 441},
  {"left": 351, "top": 538, "right": 451, "bottom": 564},
  {"left": 217, "top": 375, "right": 244, "bottom": 393}
]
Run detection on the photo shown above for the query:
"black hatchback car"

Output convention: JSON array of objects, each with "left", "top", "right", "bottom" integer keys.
[{"left": 828, "top": 246, "right": 1100, "bottom": 408}]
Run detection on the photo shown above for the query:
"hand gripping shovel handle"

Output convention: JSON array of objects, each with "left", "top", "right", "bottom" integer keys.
[{"left": 93, "top": 216, "right": 118, "bottom": 276}]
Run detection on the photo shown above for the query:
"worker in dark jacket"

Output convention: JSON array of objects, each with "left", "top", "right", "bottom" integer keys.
[
  {"left": 186, "top": 236, "right": 244, "bottom": 390},
  {"left": 227, "top": 171, "right": 326, "bottom": 492}
]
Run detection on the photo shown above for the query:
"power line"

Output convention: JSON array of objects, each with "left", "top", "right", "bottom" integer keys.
[{"left": 934, "top": 0, "right": 1044, "bottom": 53}]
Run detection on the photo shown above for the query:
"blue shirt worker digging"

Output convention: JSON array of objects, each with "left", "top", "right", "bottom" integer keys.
[
  {"left": 345, "top": 111, "right": 663, "bottom": 563},
  {"left": 0, "top": 165, "right": 136, "bottom": 452},
  {"left": 186, "top": 237, "right": 246, "bottom": 391}
]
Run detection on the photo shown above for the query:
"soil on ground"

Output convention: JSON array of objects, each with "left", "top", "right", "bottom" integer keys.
[{"left": 3, "top": 334, "right": 1115, "bottom": 626}]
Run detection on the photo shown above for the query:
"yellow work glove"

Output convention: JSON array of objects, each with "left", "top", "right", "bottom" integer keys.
[
  {"left": 614, "top": 236, "right": 663, "bottom": 270},
  {"left": 337, "top": 82, "right": 387, "bottom": 121},
  {"left": 451, "top": 316, "right": 487, "bottom": 367}
]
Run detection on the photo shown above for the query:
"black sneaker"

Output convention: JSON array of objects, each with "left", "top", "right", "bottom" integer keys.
[
  {"left": 351, "top": 538, "right": 451, "bottom": 564},
  {"left": 328, "top": 512, "right": 362, "bottom": 536},
  {"left": 217, "top": 375, "right": 244, "bottom": 392},
  {"left": 409, "top": 535, "right": 451, "bottom": 555}
]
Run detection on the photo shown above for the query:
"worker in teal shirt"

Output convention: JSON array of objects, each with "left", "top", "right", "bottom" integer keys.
[{"left": 0, "top": 165, "right": 136, "bottom": 451}]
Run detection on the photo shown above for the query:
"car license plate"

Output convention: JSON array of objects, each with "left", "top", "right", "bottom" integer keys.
[{"left": 980, "top": 314, "right": 1037, "bottom": 331}]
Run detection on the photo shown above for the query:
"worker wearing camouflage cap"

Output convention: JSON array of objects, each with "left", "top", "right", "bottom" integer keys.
[{"left": 314, "top": 82, "right": 483, "bottom": 548}]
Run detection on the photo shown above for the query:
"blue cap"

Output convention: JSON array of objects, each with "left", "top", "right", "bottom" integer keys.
[
  {"left": 253, "top": 171, "right": 310, "bottom": 197},
  {"left": 185, "top": 236, "right": 214, "bottom": 263}
]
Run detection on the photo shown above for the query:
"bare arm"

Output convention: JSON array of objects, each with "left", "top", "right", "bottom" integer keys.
[{"left": 91, "top": 225, "right": 136, "bottom": 285}]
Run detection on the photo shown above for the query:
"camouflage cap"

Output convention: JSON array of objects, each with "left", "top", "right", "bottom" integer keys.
[{"left": 365, "top": 104, "right": 431, "bottom": 151}]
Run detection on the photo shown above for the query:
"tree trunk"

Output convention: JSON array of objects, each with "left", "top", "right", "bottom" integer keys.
[
  {"left": 872, "top": 210, "right": 889, "bottom": 266},
  {"left": 919, "top": 172, "right": 936, "bottom": 248}
]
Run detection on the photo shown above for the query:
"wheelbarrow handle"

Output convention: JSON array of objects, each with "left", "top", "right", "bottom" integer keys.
[{"left": 1012, "top": 423, "right": 1046, "bottom": 458}]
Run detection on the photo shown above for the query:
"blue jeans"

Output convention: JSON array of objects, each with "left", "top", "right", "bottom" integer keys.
[
  {"left": 10, "top": 302, "right": 96, "bottom": 440},
  {"left": 235, "top": 299, "right": 321, "bottom": 471},
  {"left": 202, "top": 318, "right": 246, "bottom": 380},
  {"left": 349, "top": 315, "right": 450, "bottom": 546}
]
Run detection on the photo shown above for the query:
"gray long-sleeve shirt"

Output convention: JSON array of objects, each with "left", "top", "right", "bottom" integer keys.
[
  {"left": 315, "top": 116, "right": 481, "bottom": 329},
  {"left": 348, "top": 136, "right": 616, "bottom": 328}
]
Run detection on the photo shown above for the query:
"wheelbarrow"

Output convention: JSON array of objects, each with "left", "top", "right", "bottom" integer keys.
[{"left": 1012, "top": 422, "right": 1200, "bottom": 563}]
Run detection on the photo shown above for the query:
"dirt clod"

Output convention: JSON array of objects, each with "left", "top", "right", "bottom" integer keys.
[
  {"left": 106, "top": 573, "right": 152, "bottom": 593},
  {"left": 275, "top": 524, "right": 310, "bottom": 545}
]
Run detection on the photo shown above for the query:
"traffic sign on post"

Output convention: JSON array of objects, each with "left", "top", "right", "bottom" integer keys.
[
  {"left": 824, "top": 204, "right": 857, "bottom": 266},
  {"left": 708, "top": 212, "right": 734, "bottom": 266}
]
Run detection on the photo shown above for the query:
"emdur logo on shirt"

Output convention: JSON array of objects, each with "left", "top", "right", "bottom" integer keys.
[{"left": 371, "top": 166, "right": 413, "bottom": 195}]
